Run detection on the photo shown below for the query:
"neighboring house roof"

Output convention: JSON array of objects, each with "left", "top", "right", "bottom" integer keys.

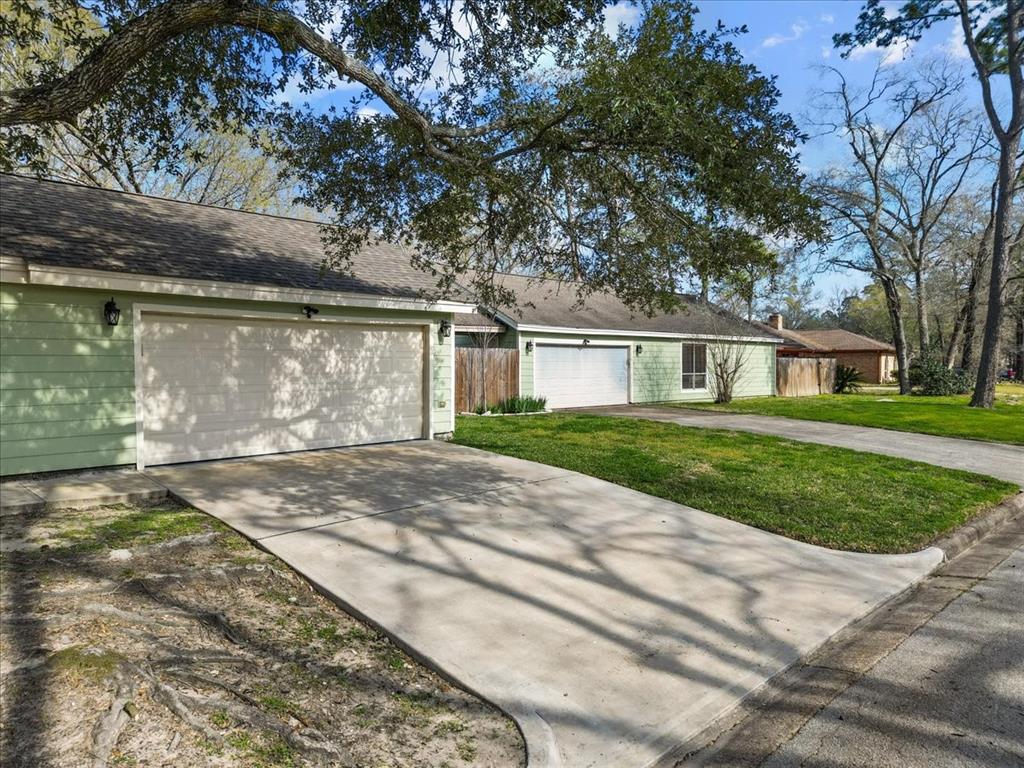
[
  {"left": 0, "top": 173, "right": 468, "bottom": 302},
  {"left": 471, "top": 271, "right": 776, "bottom": 340},
  {"left": 760, "top": 324, "right": 896, "bottom": 353}
]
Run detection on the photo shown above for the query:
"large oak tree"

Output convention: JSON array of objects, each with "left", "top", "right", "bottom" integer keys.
[{"left": 1, "top": 0, "right": 821, "bottom": 312}]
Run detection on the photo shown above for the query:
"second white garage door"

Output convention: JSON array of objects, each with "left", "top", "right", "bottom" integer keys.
[
  {"left": 139, "top": 315, "right": 426, "bottom": 466},
  {"left": 534, "top": 344, "right": 629, "bottom": 409}
]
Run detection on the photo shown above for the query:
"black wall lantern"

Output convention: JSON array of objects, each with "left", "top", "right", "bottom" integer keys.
[
  {"left": 636, "top": 344, "right": 643, "bottom": 355},
  {"left": 582, "top": 338, "right": 591, "bottom": 346},
  {"left": 525, "top": 341, "right": 534, "bottom": 353},
  {"left": 439, "top": 319, "right": 452, "bottom": 338},
  {"left": 301, "top": 305, "right": 320, "bottom": 319},
  {"left": 103, "top": 298, "right": 121, "bottom": 326}
]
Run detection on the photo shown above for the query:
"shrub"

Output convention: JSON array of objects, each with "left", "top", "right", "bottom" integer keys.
[
  {"left": 833, "top": 364, "right": 863, "bottom": 394},
  {"left": 493, "top": 395, "right": 547, "bottom": 414},
  {"left": 912, "top": 357, "right": 974, "bottom": 396}
]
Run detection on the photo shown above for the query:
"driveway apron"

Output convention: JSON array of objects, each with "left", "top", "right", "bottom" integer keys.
[{"left": 147, "top": 441, "right": 941, "bottom": 768}]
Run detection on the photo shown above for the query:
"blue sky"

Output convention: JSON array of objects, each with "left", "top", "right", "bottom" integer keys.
[
  {"left": 688, "top": 1, "right": 981, "bottom": 305},
  {"left": 282, "top": 1, "right": 985, "bottom": 309}
]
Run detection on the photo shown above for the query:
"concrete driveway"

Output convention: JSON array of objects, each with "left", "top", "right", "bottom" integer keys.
[
  {"left": 147, "top": 441, "right": 942, "bottom": 768},
  {"left": 580, "top": 406, "right": 1024, "bottom": 488}
]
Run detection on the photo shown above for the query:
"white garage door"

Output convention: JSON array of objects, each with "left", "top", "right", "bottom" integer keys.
[
  {"left": 534, "top": 345, "right": 629, "bottom": 409},
  {"left": 139, "top": 315, "right": 425, "bottom": 466}
]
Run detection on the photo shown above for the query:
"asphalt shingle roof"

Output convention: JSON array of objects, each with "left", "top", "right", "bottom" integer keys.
[
  {"left": 0, "top": 174, "right": 776, "bottom": 339},
  {"left": 479, "top": 272, "right": 777, "bottom": 339},
  {"left": 0, "top": 174, "right": 463, "bottom": 301},
  {"left": 758, "top": 324, "right": 895, "bottom": 353}
]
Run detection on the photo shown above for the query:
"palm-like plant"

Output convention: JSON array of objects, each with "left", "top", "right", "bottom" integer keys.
[{"left": 834, "top": 365, "right": 863, "bottom": 394}]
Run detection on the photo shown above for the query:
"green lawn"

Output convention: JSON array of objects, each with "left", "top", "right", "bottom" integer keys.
[
  {"left": 674, "top": 386, "right": 1024, "bottom": 445},
  {"left": 452, "top": 414, "right": 1016, "bottom": 553}
]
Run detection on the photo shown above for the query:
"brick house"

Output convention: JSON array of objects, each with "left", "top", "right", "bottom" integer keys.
[{"left": 761, "top": 314, "right": 898, "bottom": 385}]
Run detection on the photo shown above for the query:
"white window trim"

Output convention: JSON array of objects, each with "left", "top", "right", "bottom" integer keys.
[{"left": 681, "top": 341, "right": 709, "bottom": 391}]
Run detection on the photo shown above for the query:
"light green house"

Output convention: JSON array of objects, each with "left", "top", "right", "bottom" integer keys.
[
  {"left": 0, "top": 174, "right": 474, "bottom": 476},
  {"left": 454, "top": 273, "right": 779, "bottom": 410},
  {"left": 1, "top": 174, "right": 779, "bottom": 478}
]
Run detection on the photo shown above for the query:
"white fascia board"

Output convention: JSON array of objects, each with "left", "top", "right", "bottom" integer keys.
[
  {"left": 490, "top": 308, "right": 521, "bottom": 329},
  {"left": 515, "top": 323, "right": 781, "bottom": 344},
  {"left": 0, "top": 255, "right": 29, "bottom": 283},
  {"left": 19, "top": 261, "right": 477, "bottom": 313}
]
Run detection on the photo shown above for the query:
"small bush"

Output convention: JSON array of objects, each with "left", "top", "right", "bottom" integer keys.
[
  {"left": 912, "top": 357, "right": 974, "bottom": 396},
  {"left": 833, "top": 365, "right": 863, "bottom": 394},
  {"left": 493, "top": 395, "right": 547, "bottom": 414}
]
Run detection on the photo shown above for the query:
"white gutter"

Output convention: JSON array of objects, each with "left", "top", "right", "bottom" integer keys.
[
  {"left": 513, "top": 323, "right": 781, "bottom": 344},
  {"left": 8, "top": 258, "right": 477, "bottom": 313}
]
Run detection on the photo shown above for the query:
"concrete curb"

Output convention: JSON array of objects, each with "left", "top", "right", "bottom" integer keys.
[
  {"left": 665, "top": 505, "right": 1024, "bottom": 768},
  {"left": 929, "top": 491, "right": 1024, "bottom": 561},
  {"left": 0, "top": 483, "right": 171, "bottom": 514}
]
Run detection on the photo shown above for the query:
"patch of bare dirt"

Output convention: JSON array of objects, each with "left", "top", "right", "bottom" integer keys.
[{"left": 0, "top": 500, "right": 524, "bottom": 767}]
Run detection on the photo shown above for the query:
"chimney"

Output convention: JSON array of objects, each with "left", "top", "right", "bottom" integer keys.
[{"left": 767, "top": 313, "right": 784, "bottom": 330}]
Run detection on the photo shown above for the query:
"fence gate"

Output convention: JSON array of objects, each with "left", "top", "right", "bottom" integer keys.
[
  {"left": 455, "top": 347, "right": 520, "bottom": 412},
  {"left": 776, "top": 357, "right": 836, "bottom": 397}
]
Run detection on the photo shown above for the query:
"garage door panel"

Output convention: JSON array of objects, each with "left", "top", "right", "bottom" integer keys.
[
  {"left": 143, "top": 388, "right": 423, "bottom": 426},
  {"left": 145, "top": 401, "right": 424, "bottom": 434},
  {"left": 534, "top": 345, "right": 629, "bottom": 409},
  {"left": 140, "top": 316, "right": 426, "bottom": 465},
  {"left": 144, "top": 413, "right": 425, "bottom": 465}
]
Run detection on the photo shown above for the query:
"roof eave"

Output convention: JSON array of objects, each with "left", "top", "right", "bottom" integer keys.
[{"left": 6, "top": 258, "right": 477, "bottom": 313}]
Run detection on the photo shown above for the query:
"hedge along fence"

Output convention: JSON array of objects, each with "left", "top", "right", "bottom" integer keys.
[
  {"left": 777, "top": 357, "right": 837, "bottom": 397},
  {"left": 455, "top": 347, "right": 520, "bottom": 413}
]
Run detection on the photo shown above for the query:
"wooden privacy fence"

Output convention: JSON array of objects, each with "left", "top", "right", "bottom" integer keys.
[
  {"left": 455, "top": 347, "right": 520, "bottom": 412},
  {"left": 777, "top": 357, "right": 836, "bottom": 397}
]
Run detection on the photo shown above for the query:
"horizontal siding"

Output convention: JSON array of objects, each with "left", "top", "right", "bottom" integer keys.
[
  {"left": 431, "top": 327, "right": 454, "bottom": 434},
  {"left": 3, "top": 432, "right": 137, "bottom": 460},
  {"left": 1, "top": 283, "right": 453, "bottom": 475},
  {"left": 1, "top": 449, "right": 136, "bottom": 476},
  {"left": 1, "top": 386, "right": 135, "bottom": 408},
  {"left": 2, "top": 370, "right": 135, "bottom": 390}
]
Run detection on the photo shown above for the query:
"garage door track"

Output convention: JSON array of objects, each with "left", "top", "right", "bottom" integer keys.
[{"left": 147, "top": 442, "right": 941, "bottom": 768}]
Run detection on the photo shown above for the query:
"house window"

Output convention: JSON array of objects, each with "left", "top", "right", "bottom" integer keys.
[{"left": 681, "top": 343, "right": 707, "bottom": 389}]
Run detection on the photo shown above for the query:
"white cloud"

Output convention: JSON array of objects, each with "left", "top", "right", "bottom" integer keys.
[
  {"left": 762, "top": 21, "right": 809, "bottom": 49},
  {"left": 848, "top": 36, "right": 916, "bottom": 67},
  {"left": 356, "top": 106, "right": 381, "bottom": 120},
  {"left": 821, "top": 46, "right": 832, "bottom": 60},
  {"left": 603, "top": 2, "right": 641, "bottom": 37},
  {"left": 820, "top": 13, "right": 835, "bottom": 24},
  {"left": 939, "top": 5, "right": 998, "bottom": 61},
  {"left": 274, "top": 72, "right": 351, "bottom": 106},
  {"left": 942, "top": 24, "right": 971, "bottom": 60}
]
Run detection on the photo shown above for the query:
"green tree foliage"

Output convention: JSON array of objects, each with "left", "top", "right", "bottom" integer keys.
[
  {"left": 0, "top": 0, "right": 822, "bottom": 312},
  {"left": 0, "top": 3, "right": 297, "bottom": 211}
]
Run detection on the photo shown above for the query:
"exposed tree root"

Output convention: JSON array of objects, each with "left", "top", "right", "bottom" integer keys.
[{"left": 90, "top": 664, "right": 138, "bottom": 768}]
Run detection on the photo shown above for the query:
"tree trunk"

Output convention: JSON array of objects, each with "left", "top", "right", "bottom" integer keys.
[
  {"left": 914, "top": 267, "right": 930, "bottom": 356},
  {"left": 881, "top": 277, "right": 912, "bottom": 394},
  {"left": 944, "top": 305, "right": 967, "bottom": 369},
  {"left": 1013, "top": 312, "right": 1024, "bottom": 380},
  {"left": 971, "top": 142, "right": 1017, "bottom": 408},
  {"left": 945, "top": 271, "right": 979, "bottom": 368},
  {"left": 960, "top": 290, "right": 978, "bottom": 371}
]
